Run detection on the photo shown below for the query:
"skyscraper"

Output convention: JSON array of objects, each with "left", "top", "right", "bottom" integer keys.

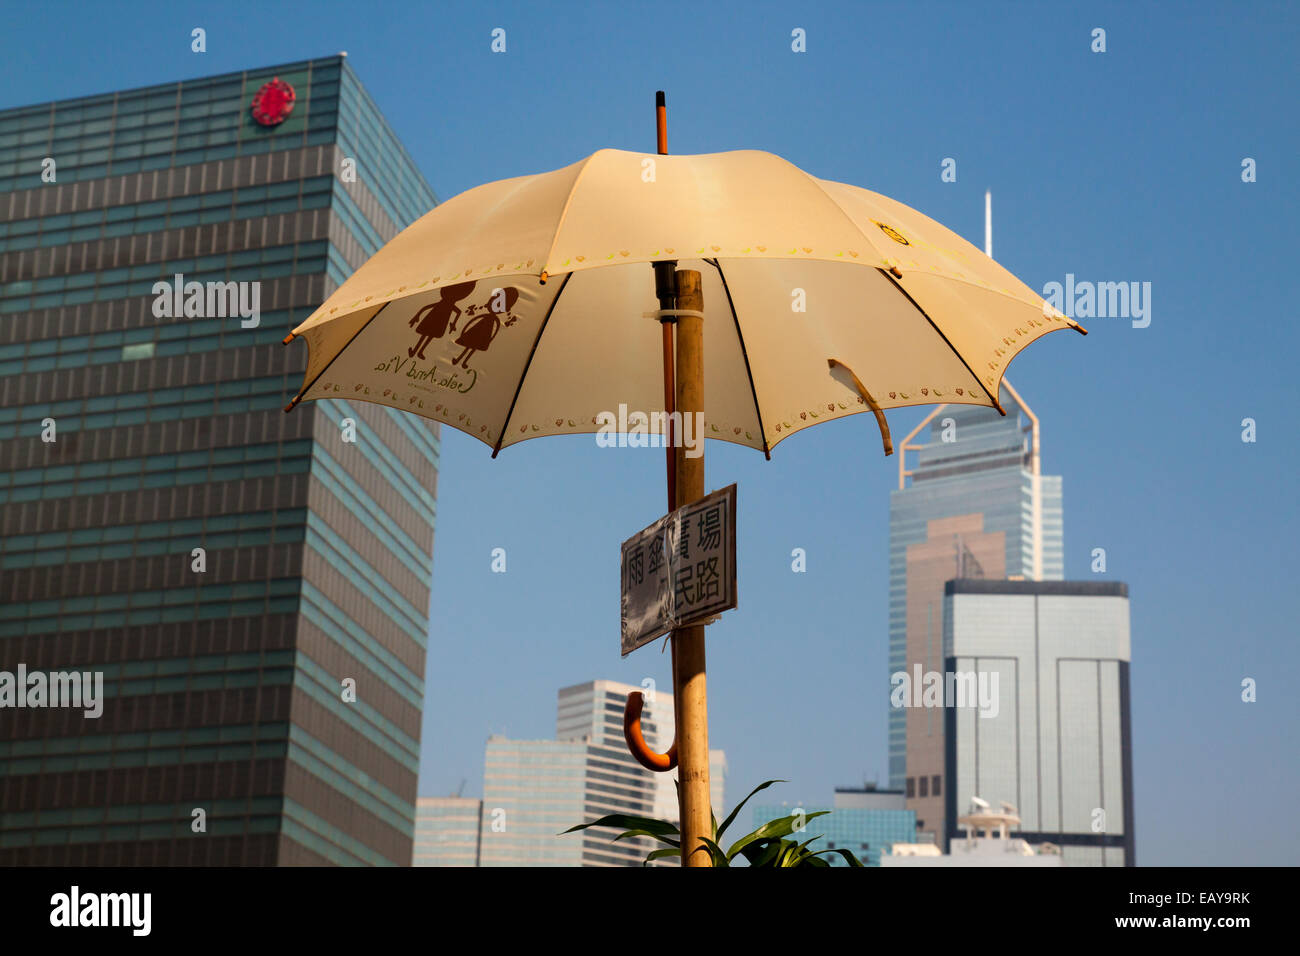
[
  {"left": 943, "top": 579, "right": 1134, "bottom": 866},
  {"left": 0, "top": 55, "right": 439, "bottom": 865},
  {"left": 888, "top": 384, "right": 1063, "bottom": 843}
]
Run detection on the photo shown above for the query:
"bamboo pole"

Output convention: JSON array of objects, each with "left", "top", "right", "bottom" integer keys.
[{"left": 673, "top": 268, "right": 711, "bottom": 866}]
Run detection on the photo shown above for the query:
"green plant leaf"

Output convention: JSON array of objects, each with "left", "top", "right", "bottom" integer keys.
[
  {"left": 776, "top": 840, "right": 800, "bottom": 867},
  {"left": 716, "top": 779, "right": 785, "bottom": 841},
  {"left": 737, "top": 838, "right": 781, "bottom": 867},
  {"left": 562, "top": 814, "right": 679, "bottom": 837},
  {"left": 810, "top": 846, "right": 866, "bottom": 867},
  {"left": 645, "top": 847, "right": 681, "bottom": 865},
  {"left": 612, "top": 828, "right": 681, "bottom": 848},
  {"left": 725, "top": 810, "right": 830, "bottom": 862},
  {"left": 696, "top": 836, "right": 731, "bottom": 867}
]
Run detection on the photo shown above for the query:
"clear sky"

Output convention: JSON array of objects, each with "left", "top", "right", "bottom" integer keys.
[{"left": 3, "top": 0, "right": 1296, "bottom": 866}]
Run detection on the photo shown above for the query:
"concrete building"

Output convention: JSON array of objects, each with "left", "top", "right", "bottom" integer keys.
[
  {"left": 412, "top": 796, "right": 481, "bottom": 867},
  {"left": 889, "top": 384, "right": 1063, "bottom": 844},
  {"left": 0, "top": 56, "right": 439, "bottom": 865},
  {"left": 942, "top": 579, "right": 1134, "bottom": 866}
]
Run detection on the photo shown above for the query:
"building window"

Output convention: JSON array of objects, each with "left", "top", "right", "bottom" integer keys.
[
  {"left": 931, "top": 775, "right": 941, "bottom": 797},
  {"left": 918, "top": 776, "right": 928, "bottom": 797},
  {"left": 905, "top": 777, "right": 915, "bottom": 798}
]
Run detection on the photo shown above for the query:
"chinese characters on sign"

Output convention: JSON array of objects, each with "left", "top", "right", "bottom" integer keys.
[{"left": 620, "top": 484, "right": 737, "bottom": 656}]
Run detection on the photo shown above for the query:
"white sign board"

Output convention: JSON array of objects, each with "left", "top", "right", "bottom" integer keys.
[{"left": 620, "top": 483, "right": 737, "bottom": 656}]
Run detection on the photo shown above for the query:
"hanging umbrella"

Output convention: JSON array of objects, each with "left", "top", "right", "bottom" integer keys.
[{"left": 283, "top": 116, "right": 1085, "bottom": 866}]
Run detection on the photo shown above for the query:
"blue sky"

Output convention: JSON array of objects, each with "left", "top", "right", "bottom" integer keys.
[{"left": 3, "top": 0, "right": 1296, "bottom": 865}]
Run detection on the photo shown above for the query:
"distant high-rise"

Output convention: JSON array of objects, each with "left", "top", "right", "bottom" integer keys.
[
  {"left": 479, "top": 736, "right": 587, "bottom": 867},
  {"left": 942, "top": 579, "right": 1134, "bottom": 866},
  {"left": 0, "top": 56, "right": 439, "bottom": 865},
  {"left": 889, "top": 384, "right": 1062, "bottom": 844},
  {"left": 413, "top": 797, "right": 482, "bottom": 867}
]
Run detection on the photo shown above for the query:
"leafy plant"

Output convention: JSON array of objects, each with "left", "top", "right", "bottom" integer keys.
[{"left": 563, "top": 779, "right": 865, "bottom": 867}]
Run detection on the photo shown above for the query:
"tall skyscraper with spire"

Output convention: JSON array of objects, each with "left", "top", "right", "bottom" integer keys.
[{"left": 887, "top": 383, "right": 1063, "bottom": 844}]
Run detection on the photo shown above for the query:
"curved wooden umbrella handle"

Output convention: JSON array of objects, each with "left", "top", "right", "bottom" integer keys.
[{"left": 623, "top": 691, "right": 678, "bottom": 771}]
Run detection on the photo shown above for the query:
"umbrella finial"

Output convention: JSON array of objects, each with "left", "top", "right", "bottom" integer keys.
[{"left": 656, "top": 91, "right": 667, "bottom": 155}]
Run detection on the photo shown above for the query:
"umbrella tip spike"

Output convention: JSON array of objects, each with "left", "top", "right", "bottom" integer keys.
[{"left": 282, "top": 333, "right": 295, "bottom": 345}]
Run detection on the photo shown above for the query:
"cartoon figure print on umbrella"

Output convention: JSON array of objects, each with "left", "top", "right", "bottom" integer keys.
[
  {"left": 450, "top": 286, "right": 520, "bottom": 370},
  {"left": 408, "top": 280, "right": 476, "bottom": 359}
]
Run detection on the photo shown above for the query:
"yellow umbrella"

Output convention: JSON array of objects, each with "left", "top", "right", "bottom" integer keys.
[
  {"left": 283, "top": 110, "right": 1085, "bottom": 865},
  {"left": 283, "top": 147, "right": 1084, "bottom": 458}
]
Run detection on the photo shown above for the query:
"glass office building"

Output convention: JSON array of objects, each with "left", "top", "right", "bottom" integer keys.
[
  {"left": 943, "top": 579, "right": 1134, "bottom": 866},
  {"left": 888, "top": 387, "right": 1063, "bottom": 843},
  {"left": 0, "top": 56, "right": 439, "bottom": 865}
]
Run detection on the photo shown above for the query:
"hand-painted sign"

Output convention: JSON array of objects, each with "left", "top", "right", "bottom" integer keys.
[{"left": 620, "top": 483, "right": 737, "bottom": 656}]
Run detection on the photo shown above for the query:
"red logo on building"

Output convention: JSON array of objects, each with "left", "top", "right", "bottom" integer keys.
[{"left": 251, "top": 77, "right": 296, "bottom": 126}]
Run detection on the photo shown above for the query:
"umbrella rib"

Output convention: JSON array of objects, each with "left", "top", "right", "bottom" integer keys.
[
  {"left": 282, "top": 301, "right": 390, "bottom": 413},
  {"left": 877, "top": 268, "right": 1006, "bottom": 416},
  {"left": 538, "top": 151, "right": 602, "bottom": 280},
  {"left": 704, "top": 258, "right": 770, "bottom": 460},
  {"left": 491, "top": 272, "right": 573, "bottom": 458}
]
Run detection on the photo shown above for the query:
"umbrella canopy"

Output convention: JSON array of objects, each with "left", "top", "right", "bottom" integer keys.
[{"left": 285, "top": 148, "right": 1084, "bottom": 454}]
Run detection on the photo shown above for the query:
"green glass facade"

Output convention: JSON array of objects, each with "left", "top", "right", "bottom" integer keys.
[{"left": 0, "top": 56, "right": 439, "bottom": 865}]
